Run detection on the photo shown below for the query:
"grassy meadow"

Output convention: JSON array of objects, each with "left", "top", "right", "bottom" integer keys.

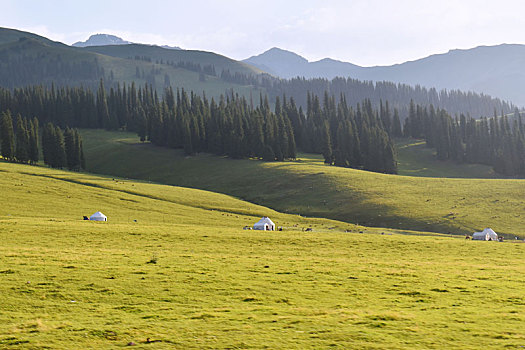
[
  {"left": 1, "top": 161, "right": 525, "bottom": 349},
  {"left": 81, "top": 130, "right": 525, "bottom": 237},
  {"left": 396, "top": 139, "right": 500, "bottom": 179}
]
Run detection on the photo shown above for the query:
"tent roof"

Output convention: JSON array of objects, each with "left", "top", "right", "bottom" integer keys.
[
  {"left": 482, "top": 228, "right": 497, "bottom": 235},
  {"left": 90, "top": 211, "right": 107, "bottom": 218},
  {"left": 255, "top": 216, "right": 274, "bottom": 226}
]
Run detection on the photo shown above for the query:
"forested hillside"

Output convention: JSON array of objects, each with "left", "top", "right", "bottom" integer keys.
[
  {"left": 0, "top": 27, "right": 262, "bottom": 99},
  {"left": 245, "top": 45, "right": 525, "bottom": 107},
  {"left": 403, "top": 102, "right": 525, "bottom": 176},
  {"left": 0, "top": 83, "right": 396, "bottom": 173},
  {"left": 236, "top": 75, "right": 514, "bottom": 118},
  {"left": 0, "top": 27, "right": 515, "bottom": 122}
]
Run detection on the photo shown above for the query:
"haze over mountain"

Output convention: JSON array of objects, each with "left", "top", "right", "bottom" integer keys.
[
  {"left": 72, "top": 34, "right": 132, "bottom": 47},
  {"left": 245, "top": 45, "right": 525, "bottom": 107},
  {"left": 73, "top": 33, "right": 182, "bottom": 50},
  {"left": 0, "top": 27, "right": 261, "bottom": 99},
  {"left": 0, "top": 27, "right": 514, "bottom": 119}
]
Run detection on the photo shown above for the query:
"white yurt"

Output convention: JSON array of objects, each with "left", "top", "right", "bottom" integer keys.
[
  {"left": 89, "top": 211, "right": 107, "bottom": 221},
  {"left": 253, "top": 217, "right": 275, "bottom": 231},
  {"left": 472, "top": 228, "right": 498, "bottom": 241}
]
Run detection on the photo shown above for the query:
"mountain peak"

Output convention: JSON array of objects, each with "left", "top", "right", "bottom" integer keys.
[
  {"left": 72, "top": 34, "right": 131, "bottom": 47},
  {"left": 247, "top": 47, "right": 309, "bottom": 64}
]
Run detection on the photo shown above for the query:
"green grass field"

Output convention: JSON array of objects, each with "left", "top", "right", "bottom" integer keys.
[
  {"left": 81, "top": 130, "right": 525, "bottom": 238},
  {"left": 1, "top": 161, "right": 525, "bottom": 349},
  {"left": 396, "top": 139, "right": 501, "bottom": 179}
]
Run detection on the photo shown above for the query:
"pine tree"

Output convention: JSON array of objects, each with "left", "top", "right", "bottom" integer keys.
[
  {"left": 28, "top": 118, "right": 39, "bottom": 164},
  {"left": 0, "top": 111, "right": 15, "bottom": 161},
  {"left": 53, "top": 126, "right": 67, "bottom": 168},
  {"left": 262, "top": 144, "right": 275, "bottom": 161},
  {"left": 64, "top": 128, "right": 81, "bottom": 170},
  {"left": 97, "top": 79, "right": 110, "bottom": 128},
  {"left": 391, "top": 109, "right": 402, "bottom": 137},
  {"left": 321, "top": 121, "right": 333, "bottom": 164},
  {"left": 15, "top": 114, "right": 29, "bottom": 163}
]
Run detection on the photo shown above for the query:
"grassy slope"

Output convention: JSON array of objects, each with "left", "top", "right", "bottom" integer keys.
[
  {"left": 83, "top": 44, "right": 262, "bottom": 75},
  {"left": 0, "top": 27, "right": 63, "bottom": 46},
  {"left": 0, "top": 27, "right": 263, "bottom": 99},
  {"left": 1, "top": 161, "right": 525, "bottom": 349},
  {"left": 81, "top": 130, "right": 525, "bottom": 237},
  {"left": 396, "top": 139, "right": 500, "bottom": 178}
]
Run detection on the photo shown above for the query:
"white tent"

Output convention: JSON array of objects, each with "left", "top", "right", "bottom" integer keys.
[
  {"left": 89, "top": 211, "right": 107, "bottom": 221},
  {"left": 472, "top": 228, "right": 498, "bottom": 241},
  {"left": 253, "top": 217, "right": 275, "bottom": 231}
]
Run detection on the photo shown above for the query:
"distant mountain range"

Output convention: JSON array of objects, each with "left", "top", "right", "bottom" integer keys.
[
  {"left": 0, "top": 26, "right": 522, "bottom": 109},
  {"left": 73, "top": 33, "right": 182, "bottom": 50},
  {"left": 244, "top": 46, "right": 525, "bottom": 106}
]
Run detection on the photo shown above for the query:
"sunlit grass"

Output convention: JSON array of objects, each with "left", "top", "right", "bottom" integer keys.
[
  {"left": 81, "top": 130, "right": 525, "bottom": 237},
  {"left": 1, "top": 161, "right": 524, "bottom": 349}
]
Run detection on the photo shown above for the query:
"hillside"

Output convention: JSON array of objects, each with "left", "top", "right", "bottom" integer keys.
[
  {"left": 83, "top": 44, "right": 261, "bottom": 76},
  {"left": 1, "top": 161, "right": 525, "bottom": 349},
  {"left": 245, "top": 45, "right": 525, "bottom": 106},
  {"left": 396, "top": 139, "right": 500, "bottom": 179},
  {"left": 0, "top": 27, "right": 63, "bottom": 47},
  {"left": 0, "top": 27, "right": 262, "bottom": 99},
  {"left": 81, "top": 130, "right": 525, "bottom": 238}
]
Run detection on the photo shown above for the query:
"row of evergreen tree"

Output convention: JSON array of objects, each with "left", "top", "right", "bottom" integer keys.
[
  {"left": 0, "top": 81, "right": 399, "bottom": 173},
  {"left": 217, "top": 73, "right": 513, "bottom": 119},
  {"left": 297, "top": 93, "right": 397, "bottom": 173},
  {"left": 137, "top": 89, "right": 397, "bottom": 172},
  {"left": 0, "top": 110, "right": 85, "bottom": 170},
  {"left": 0, "top": 111, "right": 39, "bottom": 164},
  {"left": 403, "top": 101, "right": 525, "bottom": 176},
  {"left": 140, "top": 88, "right": 297, "bottom": 160}
]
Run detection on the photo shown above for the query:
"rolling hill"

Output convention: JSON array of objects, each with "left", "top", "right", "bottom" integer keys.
[
  {"left": 80, "top": 129, "right": 525, "bottom": 238},
  {"left": 245, "top": 45, "right": 525, "bottom": 106},
  {"left": 82, "top": 43, "right": 262, "bottom": 76},
  {"left": 1, "top": 161, "right": 524, "bottom": 349},
  {"left": 0, "top": 27, "right": 263, "bottom": 99}
]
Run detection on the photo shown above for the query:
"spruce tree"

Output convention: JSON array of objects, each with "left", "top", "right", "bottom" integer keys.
[
  {"left": 28, "top": 118, "right": 39, "bottom": 164},
  {"left": 15, "top": 114, "right": 29, "bottom": 163},
  {"left": 53, "top": 126, "right": 67, "bottom": 168},
  {"left": 321, "top": 121, "right": 333, "bottom": 164},
  {"left": 0, "top": 111, "right": 15, "bottom": 161}
]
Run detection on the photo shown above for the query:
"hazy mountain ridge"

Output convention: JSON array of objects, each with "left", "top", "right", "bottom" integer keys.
[
  {"left": 73, "top": 33, "right": 183, "bottom": 50},
  {"left": 245, "top": 45, "right": 525, "bottom": 106},
  {"left": 0, "top": 27, "right": 262, "bottom": 99},
  {"left": 73, "top": 34, "right": 132, "bottom": 47}
]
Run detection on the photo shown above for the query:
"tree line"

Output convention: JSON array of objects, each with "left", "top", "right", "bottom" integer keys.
[
  {"left": 140, "top": 88, "right": 297, "bottom": 161},
  {"left": 0, "top": 110, "right": 85, "bottom": 170},
  {"left": 0, "top": 81, "right": 399, "bottom": 173},
  {"left": 403, "top": 101, "right": 525, "bottom": 176},
  {"left": 295, "top": 92, "right": 398, "bottom": 173},
  {"left": 215, "top": 73, "right": 514, "bottom": 120}
]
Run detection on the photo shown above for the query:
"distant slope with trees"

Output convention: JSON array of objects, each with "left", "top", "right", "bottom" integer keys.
[
  {"left": 245, "top": 45, "right": 525, "bottom": 107},
  {"left": 0, "top": 27, "right": 516, "bottom": 122},
  {"left": 0, "top": 27, "right": 264, "bottom": 100}
]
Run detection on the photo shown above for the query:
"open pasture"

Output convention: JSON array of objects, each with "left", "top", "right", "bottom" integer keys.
[
  {"left": 0, "top": 162, "right": 524, "bottom": 349},
  {"left": 81, "top": 130, "right": 525, "bottom": 237}
]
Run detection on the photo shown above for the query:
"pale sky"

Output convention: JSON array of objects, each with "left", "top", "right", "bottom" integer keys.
[{"left": 2, "top": 0, "right": 525, "bottom": 66}]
